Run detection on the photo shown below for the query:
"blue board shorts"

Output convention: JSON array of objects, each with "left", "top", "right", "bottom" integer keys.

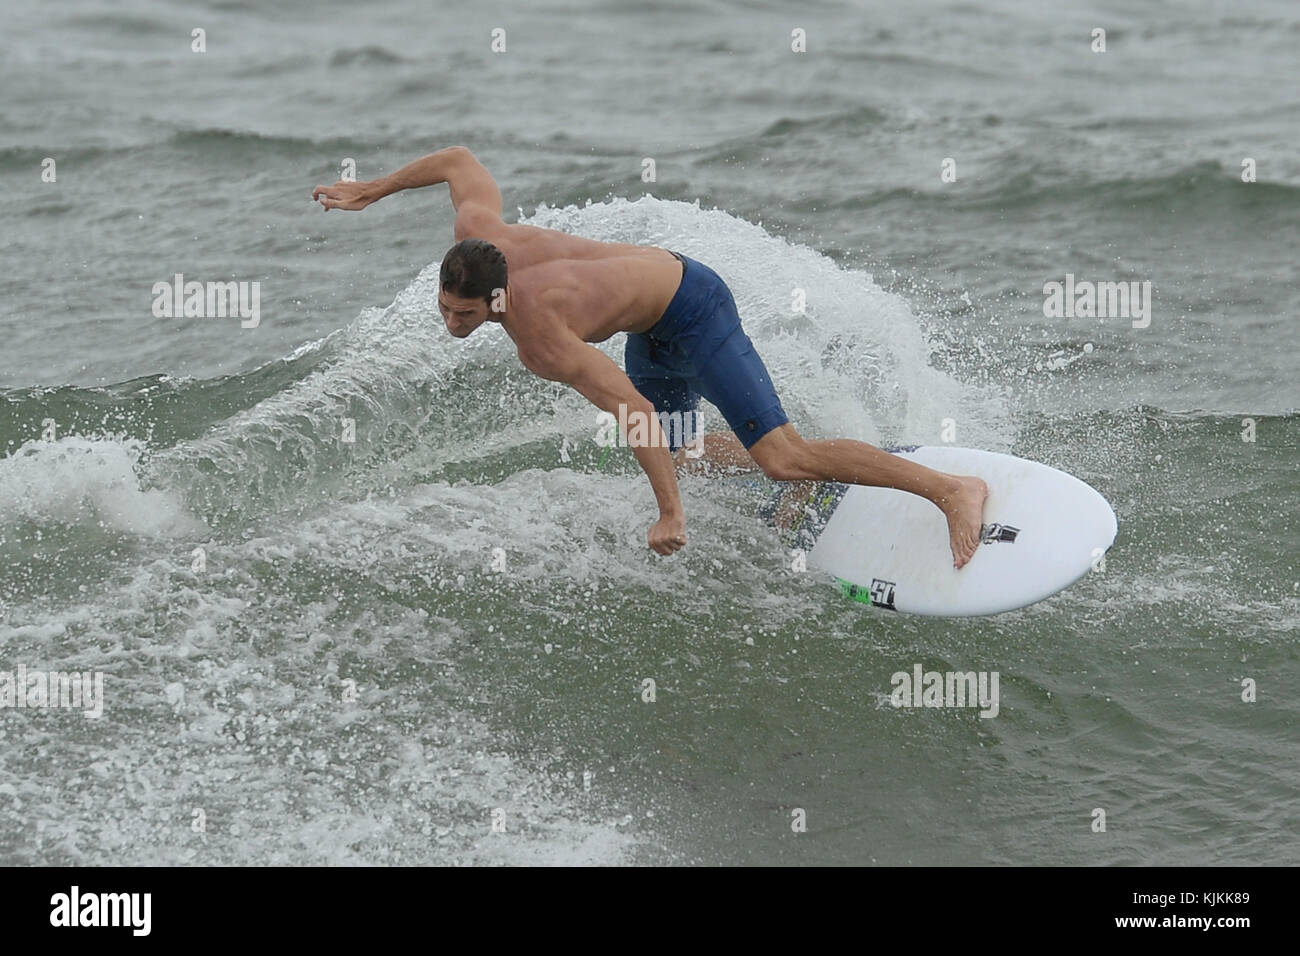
[{"left": 625, "top": 251, "right": 789, "bottom": 451}]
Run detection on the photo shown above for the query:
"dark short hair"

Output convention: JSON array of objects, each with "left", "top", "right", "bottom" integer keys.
[{"left": 440, "top": 239, "right": 507, "bottom": 305}]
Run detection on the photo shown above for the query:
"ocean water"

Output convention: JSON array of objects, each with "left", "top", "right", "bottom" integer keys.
[{"left": 1, "top": 0, "right": 1296, "bottom": 865}]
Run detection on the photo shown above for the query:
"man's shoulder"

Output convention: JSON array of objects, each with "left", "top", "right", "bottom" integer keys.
[
  {"left": 452, "top": 202, "right": 508, "bottom": 242},
  {"left": 505, "top": 272, "right": 576, "bottom": 335}
]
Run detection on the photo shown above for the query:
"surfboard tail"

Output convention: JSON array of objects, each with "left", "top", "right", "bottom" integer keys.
[{"left": 759, "top": 481, "right": 850, "bottom": 552}]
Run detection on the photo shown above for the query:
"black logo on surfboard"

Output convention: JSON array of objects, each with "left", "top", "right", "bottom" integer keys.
[
  {"left": 869, "top": 578, "right": 897, "bottom": 610},
  {"left": 980, "top": 523, "right": 1019, "bottom": 544}
]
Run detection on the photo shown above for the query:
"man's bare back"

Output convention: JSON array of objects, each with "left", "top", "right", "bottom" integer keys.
[
  {"left": 491, "top": 238, "right": 685, "bottom": 344},
  {"left": 312, "top": 145, "right": 990, "bottom": 567}
]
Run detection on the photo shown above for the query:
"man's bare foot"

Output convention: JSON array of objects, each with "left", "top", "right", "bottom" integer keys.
[{"left": 937, "top": 475, "right": 989, "bottom": 569}]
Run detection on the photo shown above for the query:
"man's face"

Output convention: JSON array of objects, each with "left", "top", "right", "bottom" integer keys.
[{"left": 438, "top": 290, "right": 490, "bottom": 338}]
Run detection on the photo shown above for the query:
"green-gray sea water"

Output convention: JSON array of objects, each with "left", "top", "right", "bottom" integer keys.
[{"left": 1, "top": 0, "right": 1296, "bottom": 864}]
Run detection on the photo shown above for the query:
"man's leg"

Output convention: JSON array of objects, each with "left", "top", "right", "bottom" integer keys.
[
  {"left": 747, "top": 424, "right": 989, "bottom": 569},
  {"left": 673, "top": 431, "right": 758, "bottom": 475},
  {"left": 668, "top": 261, "right": 988, "bottom": 568}
]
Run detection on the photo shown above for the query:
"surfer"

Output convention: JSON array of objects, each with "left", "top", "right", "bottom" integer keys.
[{"left": 313, "top": 146, "right": 989, "bottom": 566}]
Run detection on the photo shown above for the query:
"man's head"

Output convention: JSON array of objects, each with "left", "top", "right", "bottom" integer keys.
[{"left": 438, "top": 238, "right": 508, "bottom": 337}]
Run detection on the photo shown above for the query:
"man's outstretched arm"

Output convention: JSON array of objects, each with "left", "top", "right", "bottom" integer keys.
[
  {"left": 517, "top": 332, "right": 688, "bottom": 556},
  {"left": 312, "top": 146, "right": 502, "bottom": 219}
]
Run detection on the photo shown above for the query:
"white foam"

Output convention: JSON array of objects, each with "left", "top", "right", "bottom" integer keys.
[
  {"left": 524, "top": 196, "right": 1011, "bottom": 450},
  {"left": 0, "top": 435, "right": 203, "bottom": 537},
  {"left": 0, "top": 553, "right": 644, "bottom": 866}
]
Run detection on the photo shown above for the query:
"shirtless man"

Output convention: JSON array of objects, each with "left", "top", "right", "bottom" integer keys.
[{"left": 313, "top": 146, "right": 988, "bottom": 564}]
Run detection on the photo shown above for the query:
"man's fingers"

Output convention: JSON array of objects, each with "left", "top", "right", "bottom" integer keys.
[
  {"left": 313, "top": 182, "right": 350, "bottom": 196},
  {"left": 648, "top": 529, "right": 688, "bottom": 555}
]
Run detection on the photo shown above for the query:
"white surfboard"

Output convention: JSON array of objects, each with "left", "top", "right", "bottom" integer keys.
[{"left": 768, "top": 446, "right": 1117, "bottom": 616}]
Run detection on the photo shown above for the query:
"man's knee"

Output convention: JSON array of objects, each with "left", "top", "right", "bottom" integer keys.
[{"left": 750, "top": 427, "right": 813, "bottom": 482}]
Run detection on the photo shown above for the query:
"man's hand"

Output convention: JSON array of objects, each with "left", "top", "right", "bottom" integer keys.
[
  {"left": 648, "top": 512, "right": 687, "bottom": 556},
  {"left": 312, "top": 180, "right": 376, "bottom": 211}
]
